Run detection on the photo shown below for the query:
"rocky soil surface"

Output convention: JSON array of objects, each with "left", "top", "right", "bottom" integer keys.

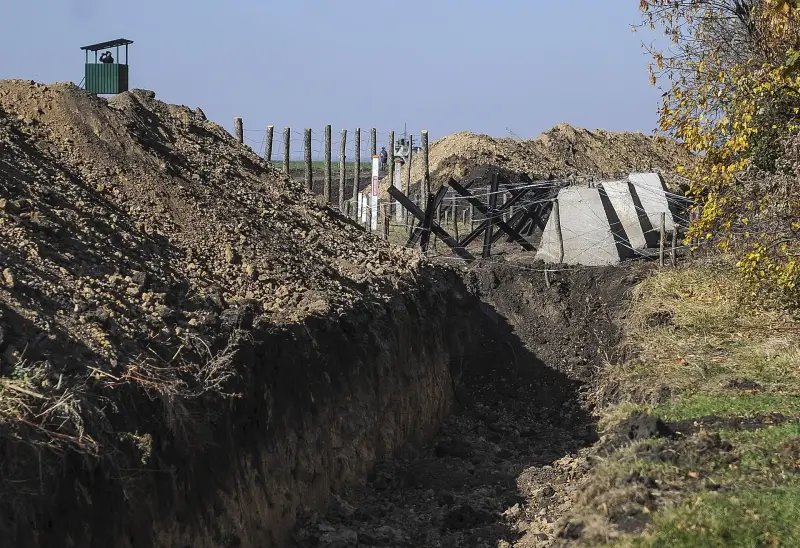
[
  {"left": 291, "top": 261, "right": 648, "bottom": 547},
  {"left": 0, "top": 80, "right": 427, "bottom": 527},
  {"left": 0, "top": 79, "right": 424, "bottom": 376}
]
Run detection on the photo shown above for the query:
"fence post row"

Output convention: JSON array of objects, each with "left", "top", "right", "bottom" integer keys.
[
  {"left": 265, "top": 125, "right": 274, "bottom": 162},
  {"left": 304, "top": 129, "right": 313, "bottom": 191}
]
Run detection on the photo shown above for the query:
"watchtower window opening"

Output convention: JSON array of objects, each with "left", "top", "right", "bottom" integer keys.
[{"left": 81, "top": 38, "right": 132, "bottom": 65}]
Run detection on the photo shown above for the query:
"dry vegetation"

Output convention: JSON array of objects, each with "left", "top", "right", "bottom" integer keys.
[{"left": 553, "top": 263, "right": 800, "bottom": 547}]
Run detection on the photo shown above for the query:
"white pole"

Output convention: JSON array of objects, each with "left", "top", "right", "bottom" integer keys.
[{"left": 371, "top": 155, "right": 380, "bottom": 231}]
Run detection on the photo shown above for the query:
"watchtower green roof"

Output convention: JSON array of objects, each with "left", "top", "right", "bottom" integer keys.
[{"left": 80, "top": 39, "right": 134, "bottom": 52}]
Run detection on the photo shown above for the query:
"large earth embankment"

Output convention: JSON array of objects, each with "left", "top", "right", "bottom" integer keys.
[{"left": 0, "top": 80, "right": 484, "bottom": 547}]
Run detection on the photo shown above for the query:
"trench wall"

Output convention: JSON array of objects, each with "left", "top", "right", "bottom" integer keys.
[{"left": 10, "top": 270, "right": 479, "bottom": 548}]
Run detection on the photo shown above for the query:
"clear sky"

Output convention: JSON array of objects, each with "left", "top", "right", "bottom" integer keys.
[{"left": 2, "top": 1, "right": 661, "bottom": 152}]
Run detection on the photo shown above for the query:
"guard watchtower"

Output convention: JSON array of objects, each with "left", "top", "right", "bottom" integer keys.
[{"left": 80, "top": 38, "right": 133, "bottom": 95}]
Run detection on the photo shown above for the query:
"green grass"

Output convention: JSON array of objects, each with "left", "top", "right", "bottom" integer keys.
[
  {"left": 632, "top": 488, "right": 800, "bottom": 547},
  {"left": 572, "top": 265, "right": 800, "bottom": 547},
  {"left": 276, "top": 160, "right": 375, "bottom": 171},
  {"left": 654, "top": 394, "right": 800, "bottom": 422}
]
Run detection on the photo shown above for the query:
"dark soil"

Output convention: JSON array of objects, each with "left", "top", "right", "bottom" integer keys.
[
  {"left": 725, "top": 378, "right": 764, "bottom": 391},
  {"left": 669, "top": 413, "right": 791, "bottom": 435},
  {"left": 291, "top": 261, "right": 644, "bottom": 547},
  {"left": 604, "top": 413, "right": 676, "bottom": 452}
]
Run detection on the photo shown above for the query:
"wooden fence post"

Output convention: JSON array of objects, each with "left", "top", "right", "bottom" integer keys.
[
  {"left": 383, "top": 206, "right": 390, "bottom": 241},
  {"left": 338, "top": 129, "right": 347, "bottom": 209},
  {"left": 553, "top": 199, "right": 564, "bottom": 264},
  {"left": 370, "top": 128, "right": 377, "bottom": 158},
  {"left": 433, "top": 205, "right": 441, "bottom": 250},
  {"left": 265, "top": 125, "right": 274, "bottom": 161},
  {"left": 421, "top": 130, "right": 430, "bottom": 197},
  {"left": 283, "top": 127, "right": 290, "bottom": 175},
  {"left": 659, "top": 212, "right": 666, "bottom": 267},
  {"left": 353, "top": 128, "right": 361, "bottom": 207},
  {"left": 234, "top": 117, "right": 243, "bottom": 144},
  {"left": 671, "top": 225, "right": 678, "bottom": 267},
  {"left": 366, "top": 196, "right": 372, "bottom": 233},
  {"left": 304, "top": 129, "right": 312, "bottom": 191},
  {"left": 452, "top": 200, "right": 460, "bottom": 242},
  {"left": 482, "top": 172, "right": 499, "bottom": 258},
  {"left": 405, "top": 135, "right": 414, "bottom": 234},
  {"left": 324, "top": 125, "right": 332, "bottom": 204},
  {"left": 388, "top": 130, "right": 395, "bottom": 216}
]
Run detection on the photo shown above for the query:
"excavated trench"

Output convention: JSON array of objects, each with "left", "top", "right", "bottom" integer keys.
[
  {"left": 0, "top": 81, "right": 661, "bottom": 548},
  {"left": 289, "top": 261, "right": 640, "bottom": 547},
  {"left": 5, "top": 261, "right": 636, "bottom": 548}
]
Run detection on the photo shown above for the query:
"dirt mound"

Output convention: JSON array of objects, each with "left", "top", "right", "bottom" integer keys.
[
  {"left": 379, "top": 125, "right": 694, "bottom": 197},
  {"left": 604, "top": 413, "right": 676, "bottom": 451},
  {"left": 0, "top": 78, "right": 421, "bottom": 391},
  {"left": 0, "top": 79, "right": 429, "bottom": 541},
  {"left": 1, "top": 79, "right": 426, "bottom": 339}
]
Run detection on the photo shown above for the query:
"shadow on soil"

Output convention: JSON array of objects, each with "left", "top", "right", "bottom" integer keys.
[{"left": 292, "top": 263, "right": 639, "bottom": 547}]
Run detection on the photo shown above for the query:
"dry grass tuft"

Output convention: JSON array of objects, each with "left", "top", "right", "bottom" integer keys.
[{"left": 596, "top": 263, "right": 800, "bottom": 407}]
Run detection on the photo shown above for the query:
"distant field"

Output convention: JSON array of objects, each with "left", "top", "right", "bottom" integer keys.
[{"left": 272, "top": 160, "right": 376, "bottom": 171}]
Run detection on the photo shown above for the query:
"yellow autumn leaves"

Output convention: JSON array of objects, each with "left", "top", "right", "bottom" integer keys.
[{"left": 640, "top": 0, "right": 800, "bottom": 305}]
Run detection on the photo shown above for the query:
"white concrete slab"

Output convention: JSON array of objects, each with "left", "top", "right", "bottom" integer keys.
[
  {"left": 628, "top": 173, "right": 675, "bottom": 234},
  {"left": 536, "top": 187, "right": 622, "bottom": 266},
  {"left": 601, "top": 180, "right": 648, "bottom": 250}
]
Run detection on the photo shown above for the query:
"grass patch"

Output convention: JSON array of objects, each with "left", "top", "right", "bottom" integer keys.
[
  {"left": 567, "top": 264, "right": 800, "bottom": 546},
  {"left": 654, "top": 394, "right": 800, "bottom": 422},
  {"left": 600, "top": 266, "right": 800, "bottom": 405},
  {"left": 631, "top": 488, "right": 800, "bottom": 547}
]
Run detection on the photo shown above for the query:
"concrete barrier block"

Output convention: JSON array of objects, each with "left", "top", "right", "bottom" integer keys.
[
  {"left": 601, "top": 180, "right": 648, "bottom": 250},
  {"left": 628, "top": 173, "right": 675, "bottom": 236},
  {"left": 536, "top": 187, "right": 623, "bottom": 266}
]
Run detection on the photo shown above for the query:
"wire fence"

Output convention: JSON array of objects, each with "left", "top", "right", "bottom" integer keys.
[
  {"left": 349, "top": 175, "right": 704, "bottom": 269},
  {"left": 233, "top": 119, "right": 703, "bottom": 269}
]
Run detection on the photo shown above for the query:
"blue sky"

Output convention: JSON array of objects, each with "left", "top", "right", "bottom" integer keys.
[{"left": 2, "top": 1, "right": 662, "bottom": 152}]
